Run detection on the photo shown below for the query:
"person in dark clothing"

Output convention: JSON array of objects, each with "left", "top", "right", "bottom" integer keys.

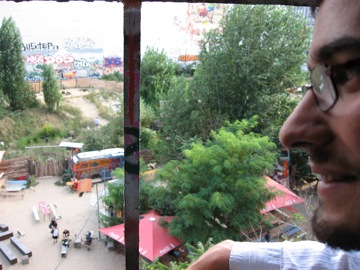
[
  {"left": 264, "top": 231, "right": 270, "bottom": 242},
  {"left": 49, "top": 217, "right": 57, "bottom": 230}
]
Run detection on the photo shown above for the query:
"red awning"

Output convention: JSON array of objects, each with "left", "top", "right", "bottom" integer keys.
[
  {"left": 99, "top": 210, "right": 182, "bottom": 261},
  {"left": 261, "top": 176, "right": 304, "bottom": 213}
]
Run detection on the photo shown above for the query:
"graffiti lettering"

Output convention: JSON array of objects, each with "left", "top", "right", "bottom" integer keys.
[
  {"left": 62, "top": 37, "right": 95, "bottom": 49},
  {"left": 105, "top": 57, "right": 122, "bottom": 67},
  {"left": 103, "top": 67, "right": 124, "bottom": 74},
  {"left": 178, "top": 54, "right": 199, "bottom": 62},
  {"left": 24, "top": 54, "right": 75, "bottom": 65},
  {"left": 23, "top": 42, "right": 59, "bottom": 52}
]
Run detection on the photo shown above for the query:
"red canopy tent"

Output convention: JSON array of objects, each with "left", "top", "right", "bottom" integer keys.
[
  {"left": 99, "top": 210, "right": 182, "bottom": 261},
  {"left": 261, "top": 176, "right": 304, "bottom": 213}
]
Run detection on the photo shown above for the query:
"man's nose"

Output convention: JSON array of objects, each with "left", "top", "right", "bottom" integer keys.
[{"left": 279, "top": 90, "right": 331, "bottom": 150}]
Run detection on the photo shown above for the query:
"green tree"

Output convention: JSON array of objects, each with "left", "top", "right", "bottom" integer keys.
[
  {"left": 151, "top": 77, "right": 225, "bottom": 163},
  {"left": 155, "top": 6, "right": 311, "bottom": 162},
  {"left": 194, "top": 5, "right": 310, "bottom": 124},
  {"left": 0, "top": 16, "right": 38, "bottom": 111},
  {"left": 150, "top": 119, "right": 278, "bottom": 243},
  {"left": 255, "top": 93, "right": 300, "bottom": 145},
  {"left": 100, "top": 166, "right": 154, "bottom": 227},
  {"left": 42, "top": 64, "right": 62, "bottom": 112},
  {"left": 101, "top": 179, "right": 125, "bottom": 226},
  {"left": 140, "top": 47, "right": 176, "bottom": 110}
]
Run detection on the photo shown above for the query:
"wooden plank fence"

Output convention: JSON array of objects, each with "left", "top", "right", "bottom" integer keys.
[
  {"left": 0, "top": 157, "right": 66, "bottom": 179},
  {"left": 28, "top": 78, "right": 123, "bottom": 93}
]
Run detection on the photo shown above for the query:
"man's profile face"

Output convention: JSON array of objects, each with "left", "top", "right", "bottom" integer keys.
[{"left": 279, "top": 0, "right": 360, "bottom": 250}]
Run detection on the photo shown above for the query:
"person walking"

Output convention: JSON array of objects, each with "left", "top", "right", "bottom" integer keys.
[
  {"left": 94, "top": 117, "right": 99, "bottom": 127},
  {"left": 52, "top": 225, "right": 59, "bottom": 243},
  {"left": 264, "top": 231, "right": 270, "bottom": 243}
]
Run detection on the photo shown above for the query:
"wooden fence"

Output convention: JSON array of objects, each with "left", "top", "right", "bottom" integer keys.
[
  {"left": 28, "top": 78, "right": 123, "bottom": 93},
  {"left": 0, "top": 157, "right": 31, "bottom": 179},
  {"left": 0, "top": 156, "right": 66, "bottom": 179}
]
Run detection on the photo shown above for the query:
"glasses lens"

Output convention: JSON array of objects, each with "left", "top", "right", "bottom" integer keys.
[{"left": 310, "top": 64, "right": 337, "bottom": 111}]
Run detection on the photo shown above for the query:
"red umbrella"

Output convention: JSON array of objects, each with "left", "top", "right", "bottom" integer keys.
[
  {"left": 261, "top": 176, "right": 304, "bottom": 213},
  {"left": 99, "top": 210, "right": 182, "bottom": 261}
]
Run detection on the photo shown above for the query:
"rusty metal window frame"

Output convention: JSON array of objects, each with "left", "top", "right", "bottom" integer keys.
[{"left": 0, "top": 1, "right": 315, "bottom": 269}]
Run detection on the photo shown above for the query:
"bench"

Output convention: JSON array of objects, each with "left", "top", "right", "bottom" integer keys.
[
  {"left": 61, "top": 239, "right": 71, "bottom": 258},
  {"left": 0, "top": 224, "right": 8, "bottom": 232},
  {"left": 284, "top": 227, "right": 301, "bottom": 238},
  {"left": 279, "top": 225, "right": 294, "bottom": 234},
  {"left": 0, "top": 190, "right": 24, "bottom": 199},
  {"left": 49, "top": 203, "right": 61, "bottom": 220},
  {"left": 33, "top": 206, "right": 40, "bottom": 223},
  {"left": 0, "top": 231, "right": 13, "bottom": 241},
  {"left": 74, "top": 237, "right": 82, "bottom": 249},
  {"left": 0, "top": 242, "right": 17, "bottom": 265},
  {"left": 5, "top": 180, "right": 27, "bottom": 192},
  {"left": 10, "top": 237, "right": 32, "bottom": 257},
  {"left": 6, "top": 180, "right": 27, "bottom": 185}
]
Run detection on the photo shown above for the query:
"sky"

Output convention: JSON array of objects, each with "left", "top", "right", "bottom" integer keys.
[{"left": 0, "top": 1, "right": 198, "bottom": 59}]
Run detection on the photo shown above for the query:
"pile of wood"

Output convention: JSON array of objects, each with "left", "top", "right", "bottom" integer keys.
[{"left": 0, "top": 157, "right": 31, "bottom": 179}]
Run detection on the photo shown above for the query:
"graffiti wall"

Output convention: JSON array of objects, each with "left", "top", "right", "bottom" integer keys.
[{"left": 23, "top": 37, "right": 123, "bottom": 81}]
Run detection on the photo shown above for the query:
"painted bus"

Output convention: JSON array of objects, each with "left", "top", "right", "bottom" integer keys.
[{"left": 69, "top": 148, "right": 124, "bottom": 180}]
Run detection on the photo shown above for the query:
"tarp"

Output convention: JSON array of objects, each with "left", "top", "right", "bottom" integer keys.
[
  {"left": 77, "top": 178, "right": 92, "bottom": 194},
  {"left": 261, "top": 176, "right": 304, "bottom": 213},
  {"left": 99, "top": 210, "right": 181, "bottom": 261}
]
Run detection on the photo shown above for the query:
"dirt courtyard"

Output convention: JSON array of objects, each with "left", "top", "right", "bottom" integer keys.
[{"left": 0, "top": 177, "right": 125, "bottom": 270}]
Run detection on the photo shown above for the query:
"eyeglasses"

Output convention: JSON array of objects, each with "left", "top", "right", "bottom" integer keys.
[{"left": 307, "top": 58, "right": 360, "bottom": 111}]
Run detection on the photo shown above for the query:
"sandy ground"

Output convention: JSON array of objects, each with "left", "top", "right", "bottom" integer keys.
[
  {"left": 37, "top": 88, "right": 108, "bottom": 127},
  {"left": 0, "top": 177, "right": 125, "bottom": 270}
]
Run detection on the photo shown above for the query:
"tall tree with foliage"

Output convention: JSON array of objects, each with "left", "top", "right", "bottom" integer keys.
[
  {"left": 150, "top": 119, "right": 278, "bottom": 244},
  {"left": 42, "top": 64, "right": 62, "bottom": 112},
  {"left": 193, "top": 5, "right": 311, "bottom": 124},
  {"left": 155, "top": 6, "right": 310, "bottom": 162},
  {"left": 255, "top": 93, "right": 301, "bottom": 145},
  {"left": 151, "top": 76, "right": 225, "bottom": 163},
  {"left": 0, "top": 16, "right": 38, "bottom": 111},
  {"left": 140, "top": 47, "right": 176, "bottom": 110},
  {"left": 100, "top": 165, "right": 154, "bottom": 227}
]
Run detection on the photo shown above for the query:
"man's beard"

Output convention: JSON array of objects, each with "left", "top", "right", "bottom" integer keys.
[{"left": 311, "top": 202, "right": 360, "bottom": 251}]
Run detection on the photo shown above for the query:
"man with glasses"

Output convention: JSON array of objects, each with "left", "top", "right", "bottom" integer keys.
[{"left": 188, "top": 0, "right": 360, "bottom": 269}]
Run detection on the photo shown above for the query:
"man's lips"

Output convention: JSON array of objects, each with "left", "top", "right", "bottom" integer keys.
[
  {"left": 319, "top": 174, "right": 358, "bottom": 183},
  {"left": 310, "top": 162, "right": 358, "bottom": 183},
  {"left": 311, "top": 164, "right": 359, "bottom": 202}
]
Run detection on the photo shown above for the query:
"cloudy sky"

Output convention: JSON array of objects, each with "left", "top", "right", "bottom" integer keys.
[{"left": 0, "top": 1, "right": 197, "bottom": 58}]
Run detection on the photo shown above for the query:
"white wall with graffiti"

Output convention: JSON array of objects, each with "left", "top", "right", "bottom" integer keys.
[
  {"left": 0, "top": 1, "right": 124, "bottom": 82},
  {"left": 1, "top": 2, "right": 226, "bottom": 82},
  {"left": 23, "top": 38, "right": 123, "bottom": 81}
]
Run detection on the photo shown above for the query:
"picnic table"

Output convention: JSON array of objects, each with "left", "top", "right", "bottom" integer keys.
[
  {"left": 5, "top": 180, "right": 27, "bottom": 191},
  {"left": 39, "top": 201, "right": 51, "bottom": 221}
]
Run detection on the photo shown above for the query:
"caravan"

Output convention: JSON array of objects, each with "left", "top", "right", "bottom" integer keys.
[{"left": 69, "top": 148, "right": 124, "bottom": 181}]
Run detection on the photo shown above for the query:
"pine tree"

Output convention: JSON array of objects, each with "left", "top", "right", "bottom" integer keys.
[
  {"left": 42, "top": 64, "right": 62, "bottom": 112},
  {"left": 0, "top": 16, "right": 37, "bottom": 111}
]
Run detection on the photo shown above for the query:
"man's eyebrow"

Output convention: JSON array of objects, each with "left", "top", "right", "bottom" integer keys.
[{"left": 313, "top": 37, "right": 360, "bottom": 63}]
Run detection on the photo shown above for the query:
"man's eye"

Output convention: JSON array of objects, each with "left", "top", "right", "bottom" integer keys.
[
  {"left": 331, "top": 71, "right": 350, "bottom": 86},
  {"left": 332, "top": 67, "right": 360, "bottom": 86},
  {"left": 331, "top": 59, "right": 360, "bottom": 87}
]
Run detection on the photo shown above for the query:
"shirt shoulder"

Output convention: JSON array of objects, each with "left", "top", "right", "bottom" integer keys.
[{"left": 229, "top": 241, "right": 360, "bottom": 270}]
